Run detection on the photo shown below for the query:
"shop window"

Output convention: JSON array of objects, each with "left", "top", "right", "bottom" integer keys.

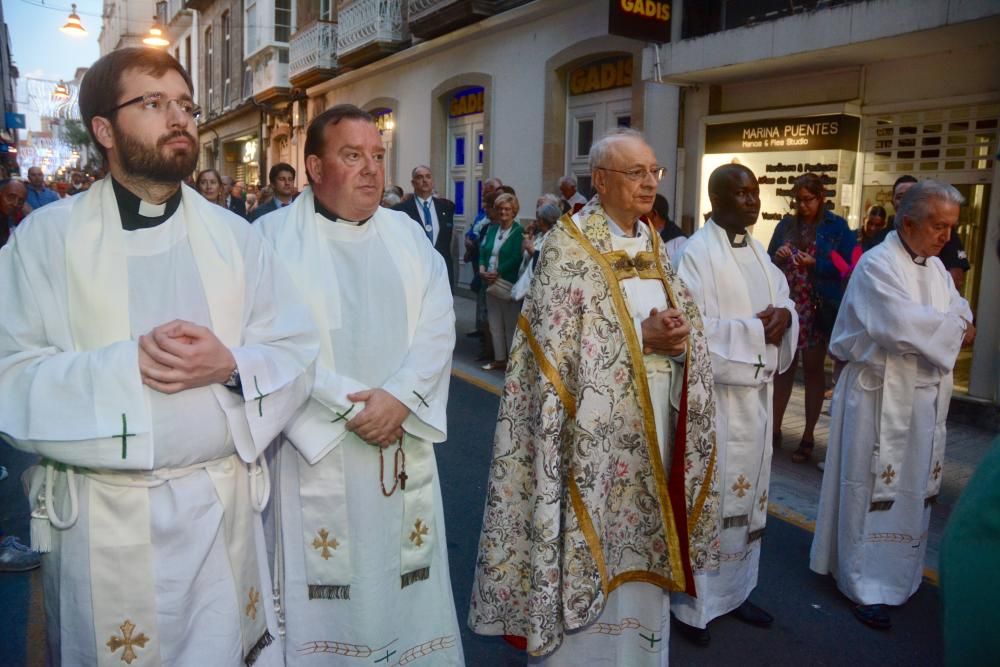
[
  {"left": 896, "top": 162, "right": 914, "bottom": 171},
  {"left": 899, "top": 126, "right": 917, "bottom": 135},
  {"left": 898, "top": 138, "right": 915, "bottom": 147},
  {"left": 945, "top": 161, "right": 966, "bottom": 170},
  {"left": 922, "top": 136, "right": 941, "bottom": 146},
  {"left": 923, "top": 123, "right": 942, "bottom": 134},
  {"left": 946, "top": 147, "right": 967, "bottom": 157},
  {"left": 577, "top": 119, "right": 594, "bottom": 158},
  {"left": 976, "top": 119, "right": 998, "bottom": 129},
  {"left": 920, "top": 149, "right": 940, "bottom": 158},
  {"left": 919, "top": 162, "right": 938, "bottom": 171},
  {"left": 897, "top": 150, "right": 915, "bottom": 159},
  {"left": 454, "top": 180, "right": 465, "bottom": 216},
  {"left": 455, "top": 136, "right": 466, "bottom": 167},
  {"left": 949, "top": 121, "right": 969, "bottom": 131},
  {"left": 275, "top": 0, "right": 292, "bottom": 43}
]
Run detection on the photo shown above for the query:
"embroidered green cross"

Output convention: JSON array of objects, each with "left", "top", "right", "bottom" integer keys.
[
  {"left": 252, "top": 376, "right": 267, "bottom": 418},
  {"left": 753, "top": 354, "right": 765, "bottom": 379},
  {"left": 331, "top": 404, "right": 354, "bottom": 424},
  {"left": 640, "top": 632, "right": 661, "bottom": 648},
  {"left": 114, "top": 413, "right": 136, "bottom": 460},
  {"left": 375, "top": 649, "right": 396, "bottom": 663},
  {"left": 412, "top": 390, "right": 430, "bottom": 409}
]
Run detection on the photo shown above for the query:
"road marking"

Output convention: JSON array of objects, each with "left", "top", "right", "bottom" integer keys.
[{"left": 449, "top": 370, "right": 941, "bottom": 587}]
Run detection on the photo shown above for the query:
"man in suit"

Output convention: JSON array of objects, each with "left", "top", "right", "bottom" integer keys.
[
  {"left": 249, "top": 163, "right": 297, "bottom": 222},
  {"left": 394, "top": 165, "right": 456, "bottom": 287},
  {"left": 221, "top": 175, "right": 247, "bottom": 218}
]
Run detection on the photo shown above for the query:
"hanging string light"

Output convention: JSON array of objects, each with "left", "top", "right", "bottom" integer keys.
[
  {"left": 143, "top": 17, "right": 170, "bottom": 48},
  {"left": 60, "top": 3, "right": 87, "bottom": 36}
]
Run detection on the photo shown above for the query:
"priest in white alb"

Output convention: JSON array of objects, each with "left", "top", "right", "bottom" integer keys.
[
  {"left": 469, "top": 128, "right": 719, "bottom": 666},
  {"left": 810, "top": 179, "right": 975, "bottom": 630},
  {"left": 672, "top": 164, "right": 797, "bottom": 644},
  {"left": 0, "top": 49, "right": 317, "bottom": 666},
  {"left": 257, "top": 105, "right": 464, "bottom": 665}
]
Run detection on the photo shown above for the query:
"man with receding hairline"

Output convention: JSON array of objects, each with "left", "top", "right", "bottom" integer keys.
[
  {"left": 810, "top": 179, "right": 974, "bottom": 631},
  {"left": 394, "top": 164, "right": 456, "bottom": 285},
  {"left": 259, "top": 103, "right": 463, "bottom": 666},
  {"left": 470, "top": 127, "right": 719, "bottom": 665}
]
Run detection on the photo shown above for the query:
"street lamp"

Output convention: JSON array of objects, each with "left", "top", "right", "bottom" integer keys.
[
  {"left": 60, "top": 4, "right": 87, "bottom": 36},
  {"left": 143, "top": 18, "right": 170, "bottom": 48}
]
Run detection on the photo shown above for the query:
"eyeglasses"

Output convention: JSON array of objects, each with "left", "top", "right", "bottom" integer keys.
[
  {"left": 795, "top": 194, "right": 819, "bottom": 206},
  {"left": 597, "top": 165, "right": 665, "bottom": 182},
  {"left": 99, "top": 92, "right": 202, "bottom": 120}
]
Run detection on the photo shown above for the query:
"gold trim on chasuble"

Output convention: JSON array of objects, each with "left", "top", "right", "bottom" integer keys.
[{"left": 560, "top": 214, "right": 688, "bottom": 594}]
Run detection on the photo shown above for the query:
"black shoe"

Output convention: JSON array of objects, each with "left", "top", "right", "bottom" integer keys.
[
  {"left": 853, "top": 604, "right": 891, "bottom": 630},
  {"left": 465, "top": 330, "right": 484, "bottom": 338},
  {"left": 671, "top": 614, "right": 710, "bottom": 646},
  {"left": 730, "top": 600, "right": 773, "bottom": 627}
]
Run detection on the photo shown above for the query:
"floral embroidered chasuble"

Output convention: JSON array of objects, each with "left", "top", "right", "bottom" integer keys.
[{"left": 469, "top": 200, "right": 720, "bottom": 656}]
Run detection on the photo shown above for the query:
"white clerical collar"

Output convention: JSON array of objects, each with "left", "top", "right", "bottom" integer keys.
[{"left": 897, "top": 233, "right": 927, "bottom": 266}]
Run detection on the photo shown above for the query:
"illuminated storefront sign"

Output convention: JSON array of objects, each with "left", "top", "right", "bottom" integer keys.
[
  {"left": 449, "top": 87, "right": 484, "bottom": 118},
  {"left": 568, "top": 56, "right": 633, "bottom": 96},
  {"left": 701, "top": 113, "right": 861, "bottom": 246},
  {"left": 608, "top": 0, "right": 671, "bottom": 43}
]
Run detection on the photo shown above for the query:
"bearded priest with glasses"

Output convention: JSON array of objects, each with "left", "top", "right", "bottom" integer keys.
[
  {"left": 0, "top": 49, "right": 318, "bottom": 666},
  {"left": 470, "top": 127, "right": 719, "bottom": 666}
]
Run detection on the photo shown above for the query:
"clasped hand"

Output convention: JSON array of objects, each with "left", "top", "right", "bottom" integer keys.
[
  {"left": 640, "top": 308, "right": 690, "bottom": 357},
  {"left": 138, "top": 320, "right": 236, "bottom": 394},
  {"left": 346, "top": 388, "right": 410, "bottom": 448},
  {"left": 756, "top": 305, "right": 792, "bottom": 346}
]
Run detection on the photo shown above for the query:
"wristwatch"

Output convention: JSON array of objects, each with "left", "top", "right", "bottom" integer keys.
[{"left": 223, "top": 366, "right": 242, "bottom": 390}]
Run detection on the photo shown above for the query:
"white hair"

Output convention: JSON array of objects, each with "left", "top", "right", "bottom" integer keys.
[
  {"left": 558, "top": 175, "right": 577, "bottom": 188},
  {"left": 589, "top": 127, "right": 646, "bottom": 172},
  {"left": 895, "top": 179, "right": 965, "bottom": 228},
  {"left": 382, "top": 191, "right": 402, "bottom": 207},
  {"left": 537, "top": 192, "right": 560, "bottom": 209}
]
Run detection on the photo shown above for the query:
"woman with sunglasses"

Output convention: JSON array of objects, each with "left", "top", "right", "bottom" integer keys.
[{"left": 767, "top": 173, "right": 855, "bottom": 463}]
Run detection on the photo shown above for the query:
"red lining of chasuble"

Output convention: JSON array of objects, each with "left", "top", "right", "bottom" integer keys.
[
  {"left": 668, "top": 363, "right": 696, "bottom": 596},
  {"left": 503, "top": 635, "right": 528, "bottom": 650}
]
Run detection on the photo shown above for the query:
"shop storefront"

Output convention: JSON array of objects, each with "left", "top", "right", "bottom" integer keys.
[
  {"left": 565, "top": 54, "right": 634, "bottom": 198},
  {"left": 699, "top": 111, "right": 861, "bottom": 248}
]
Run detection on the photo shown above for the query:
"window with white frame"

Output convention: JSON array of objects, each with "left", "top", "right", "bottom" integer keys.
[
  {"left": 320, "top": 0, "right": 332, "bottom": 21},
  {"left": 222, "top": 11, "right": 231, "bottom": 105},
  {"left": 275, "top": 0, "right": 291, "bottom": 43},
  {"left": 245, "top": 1, "right": 257, "bottom": 54},
  {"left": 204, "top": 25, "right": 213, "bottom": 107}
]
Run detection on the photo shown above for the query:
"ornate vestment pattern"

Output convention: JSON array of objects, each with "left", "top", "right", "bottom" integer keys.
[{"left": 469, "top": 201, "right": 719, "bottom": 656}]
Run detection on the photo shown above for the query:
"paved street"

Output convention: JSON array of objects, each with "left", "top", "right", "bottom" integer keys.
[{"left": 1, "top": 294, "right": 995, "bottom": 665}]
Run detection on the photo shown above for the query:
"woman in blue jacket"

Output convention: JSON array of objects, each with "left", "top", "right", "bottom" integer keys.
[{"left": 768, "top": 173, "right": 855, "bottom": 463}]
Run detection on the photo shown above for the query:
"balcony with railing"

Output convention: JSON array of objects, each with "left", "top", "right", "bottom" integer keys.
[
  {"left": 337, "top": 0, "right": 409, "bottom": 68},
  {"left": 248, "top": 46, "right": 290, "bottom": 103},
  {"left": 407, "top": 0, "right": 528, "bottom": 41},
  {"left": 289, "top": 20, "right": 338, "bottom": 88}
]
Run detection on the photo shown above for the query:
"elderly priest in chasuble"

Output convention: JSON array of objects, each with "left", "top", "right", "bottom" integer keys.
[
  {"left": 469, "top": 128, "right": 719, "bottom": 666},
  {"left": 257, "top": 105, "right": 464, "bottom": 665},
  {"left": 672, "top": 164, "right": 797, "bottom": 643},
  {"left": 810, "top": 180, "right": 975, "bottom": 631},
  {"left": 0, "top": 49, "right": 317, "bottom": 666}
]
